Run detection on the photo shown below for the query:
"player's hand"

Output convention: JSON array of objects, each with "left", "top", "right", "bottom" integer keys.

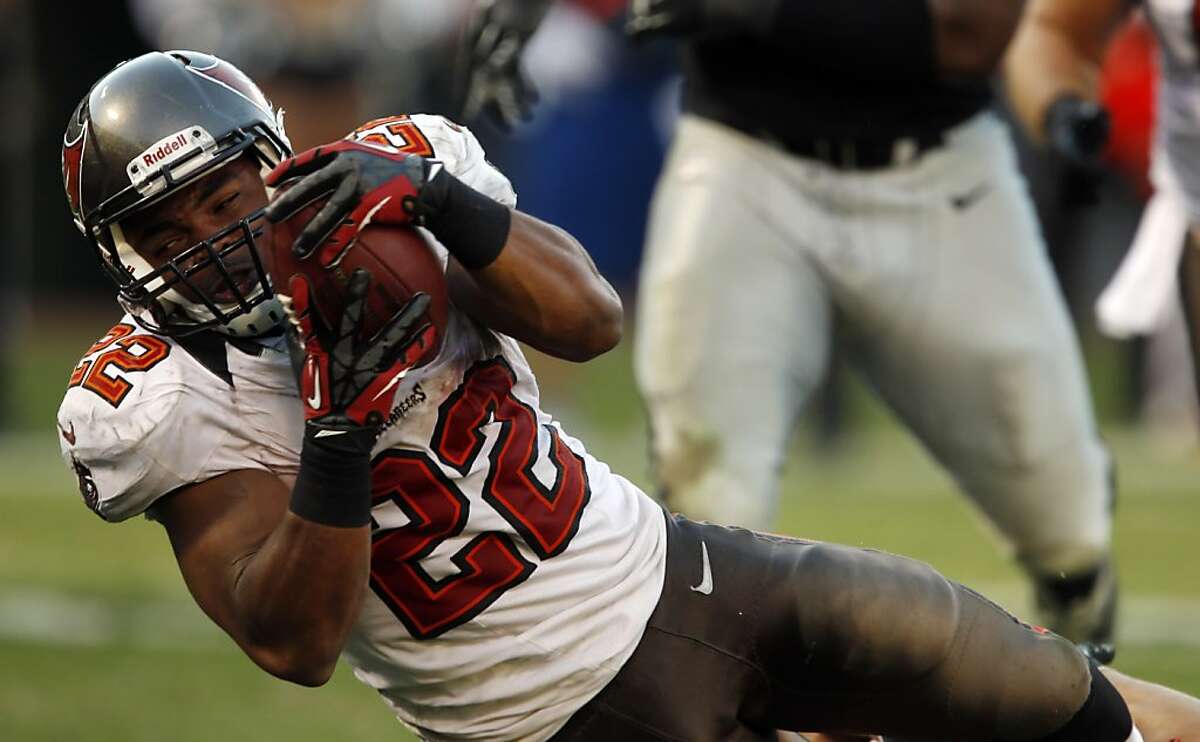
[
  {"left": 265, "top": 141, "right": 449, "bottom": 268},
  {"left": 1044, "top": 96, "right": 1111, "bottom": 209},
  {"left": 457, "top": 0, "right": 550, "bottom": 131},
  {"left": 286, "top": 267, "right": 435, "bottom": 451},
  {"left": 626, "top": 0, "right": 777, "bottom": 41},
  {"left": 1045, "top": 95, "right": 1111, "bottom": 171}
]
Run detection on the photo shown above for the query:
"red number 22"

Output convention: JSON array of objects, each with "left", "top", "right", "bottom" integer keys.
[
  {"left": 69, "top": 323, "right": 171, "bottom": 407},
  {"left": 368, "top": 359, "right": 591, "bottom": 639}
]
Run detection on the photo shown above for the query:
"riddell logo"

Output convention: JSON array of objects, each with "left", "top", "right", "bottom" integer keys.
[
  {"left": 126, "top": 127, "right": 214, "bottom": 187},
  {"left": 142, "top": 133, "right": 188, "bottom": 168}
]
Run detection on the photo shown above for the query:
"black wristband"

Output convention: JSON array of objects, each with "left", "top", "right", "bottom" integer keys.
[
  {"left": 289, "top": 432, "right": 373, "bottom": 528},
  {"left": 423, "top": 173, "right": 512, "bottom": 271},
  {"left": 770, "top": 0, "right": 936, "bottom": 84}
]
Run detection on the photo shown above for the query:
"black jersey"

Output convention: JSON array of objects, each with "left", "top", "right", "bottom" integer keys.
[{"left": 683, "top": 38, "right": 991, "bottom": 147}]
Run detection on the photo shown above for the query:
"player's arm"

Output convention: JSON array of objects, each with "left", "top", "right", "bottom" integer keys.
[
  {"left": 1004, "top": 0, "right": 1130, "bottom": 148},
  {"left": 153, "top": 469, "right": 369, "bottom": 687},
  {"left": 156, "top": 272, "right": 431, "bottom": 687},
  {"left": 265, "top": 141, "right": 623, "bottom": 363},
  {"left": 628, "top": 0, "right": 1025, "bottom": 80},
  {"left": 443, "top": 211, "right": 623, "bottom": 362}
]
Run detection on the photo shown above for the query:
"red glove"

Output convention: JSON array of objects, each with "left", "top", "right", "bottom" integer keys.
[
  {"left": 288, "top": 267, "right": 435, "bottom": 447},
  {"left": 265, "top": 140, "right": 444, "bottom": 268}
]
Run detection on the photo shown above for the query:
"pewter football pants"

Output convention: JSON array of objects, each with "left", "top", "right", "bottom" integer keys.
[
  {"left": 551, "top": 515, "right": 1126, "bottom": 740},
  {"left": 634, "top": 113, "right": 1112, "bottom": 578}
]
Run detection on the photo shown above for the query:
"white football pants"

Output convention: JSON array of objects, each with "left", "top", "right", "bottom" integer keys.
[{"left": 634, "top": 112, "right": 1112, "bottom": 576}]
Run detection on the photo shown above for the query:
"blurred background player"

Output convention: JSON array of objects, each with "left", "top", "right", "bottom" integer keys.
[
  {"left": 460, "top": 0, "right": 1119, "bottom": 644},
  {"left": 1007, "top": 0, "right": 1200, "bottom": 410}
]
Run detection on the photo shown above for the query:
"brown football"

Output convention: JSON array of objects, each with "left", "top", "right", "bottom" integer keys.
[{"left": 265, "top": 199, "right": 448, "bottom": 369}]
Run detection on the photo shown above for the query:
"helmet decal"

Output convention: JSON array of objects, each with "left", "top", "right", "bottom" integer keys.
[
  {"left": 62, "top": 119, "right": 87, "bottom": 230},
  {"left": 183, "top": 55, "right": 275, "bottom": 121}
]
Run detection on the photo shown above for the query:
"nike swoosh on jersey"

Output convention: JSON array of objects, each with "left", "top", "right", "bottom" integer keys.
[{"left": 690, "top": 541, "right": 713, "bottom": 595}]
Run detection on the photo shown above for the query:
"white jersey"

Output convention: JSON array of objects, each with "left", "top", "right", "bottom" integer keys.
[{"left": 56, "top": 115, "right": 667, "bottom": 741}]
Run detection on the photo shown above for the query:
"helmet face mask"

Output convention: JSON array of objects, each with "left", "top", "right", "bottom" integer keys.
[
  {"left": 63, "top": 51, "right": 293, "bottom": 338},
  {"left": 107, "top": 200, "right": 276, "bottom": 339},
  {"left": 101, "top": 142, "right": 283, "bottom": 338}
]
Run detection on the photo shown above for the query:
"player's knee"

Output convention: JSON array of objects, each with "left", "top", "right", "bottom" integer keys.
[
  {"left": 790, "top": 544, "right": 960, "bottom": 679},
  {"left": 654, "top": 422, "right": 780, "bottom": 526},
  {"left": 991, "top": 635, "right": 1093, "bottom": 737},
  {"left": 968, "top": 345, "right": 1100, "bottom": 472},
  {"left": 948, "top": 585, "right": 1096, "bottom": 738},
  {"left": 1029, "top": 662, "right": 1133, "bottom": 741}
]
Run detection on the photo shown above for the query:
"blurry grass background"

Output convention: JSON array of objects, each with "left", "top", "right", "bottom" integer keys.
[{"left": 2, "top": 304, "right": 1198, "bottom": 741}]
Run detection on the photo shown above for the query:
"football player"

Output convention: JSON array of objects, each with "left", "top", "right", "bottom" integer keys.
[
  {"left": 58, "top": 50, "right": 1192, "bottom": 740},
  {"left": 459, "top": 0, "right": 1120, "bottom": 648},
  {"left": 1007, "top": 0, "right": 1200, "bottom": 397}
]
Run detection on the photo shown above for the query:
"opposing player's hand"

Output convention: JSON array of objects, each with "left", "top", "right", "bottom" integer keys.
[
  {"left": 265, "top": 141, "right": 448, "bottom": 268},
  {"left": 1043, "top": 96, "right": 1111, "bottom": 209},
  {"left": 626, "top": 0, "right": 776, "bottom": 41},
  {"left": 285, "top": 267, "right": 435, "bottom": 449},
  {"left": 626, "top": 0, "right": 702, "bottom": 39},
  {"left": 1045, "top": 95, "right": 1111, "bottom": 171},
  {"left": 457, "top": 0, "right": 550, "bottom": 131}
]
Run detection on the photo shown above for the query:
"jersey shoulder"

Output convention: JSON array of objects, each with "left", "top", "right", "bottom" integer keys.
[
  {"left": 56, "top": 318, "right": 233, "bottom": 522},
  {"left": 344, "top": 114, "right": 517, "bottom": 207}
]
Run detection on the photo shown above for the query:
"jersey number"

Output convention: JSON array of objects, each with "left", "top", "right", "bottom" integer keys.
[
  {"left": 69, "top": 323, "right": 171, "bottom": 407},
  {"left": 349, "top": 116, "right": 434, "bottom": 156},
  {"left": 368, "top": 359, "right": 591, "bottom": 639}
]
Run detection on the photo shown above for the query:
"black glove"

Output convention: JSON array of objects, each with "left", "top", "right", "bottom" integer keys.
[
  {"left": 1045, "top": 95, "right": 1111, "bottom": 171},
  {"left": 458, "top": 0, "right": 553, "bottom": 131},
  {"left": 1044, "top": 95, "right": 1111, "bottom": 208},
  {"left": 626, "top": 0, "right": 778, "bottom": 41}
]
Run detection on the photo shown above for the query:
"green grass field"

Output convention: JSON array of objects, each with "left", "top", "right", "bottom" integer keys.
[{"left": 3, "top": 311, "right": 1198, "bottom": 740}]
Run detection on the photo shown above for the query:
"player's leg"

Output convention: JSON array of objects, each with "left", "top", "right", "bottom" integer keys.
[
  {"left": 723, "top": 522, "right": 1137, "bottom": 740},
  {"left": 551, "top": 516, "right": 1137, "bottom": 740},
  {"left": 635, "top": 115, "right": 833, "bottom": 528},
  {"left": 748, "top": 533, "right": 1127, "bottom": 739},
  {"left": 844, "top": 113, "right": 1115, "bottom": 643}
]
